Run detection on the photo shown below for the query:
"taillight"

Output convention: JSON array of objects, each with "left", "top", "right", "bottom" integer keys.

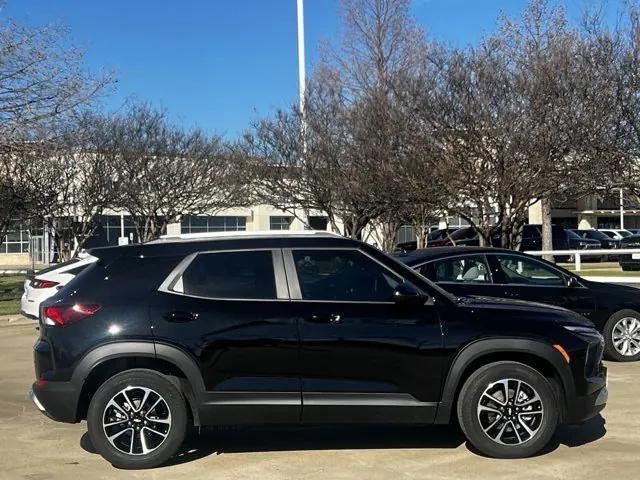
[
  {"left": 42, "top": 304, "right": 101, "bottom": 326},
  {"left": 31, "top": 278, "right": 59, "bottom": 289}
]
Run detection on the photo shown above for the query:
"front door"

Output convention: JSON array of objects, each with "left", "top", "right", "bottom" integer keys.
[
  {"left": 284, "top": 247, "right": 443, "bottom": 424},
  {"left": 149, "top": 248, "right": 301, "bottom": 425},
  {"left": 486, "top": 253, "right": 596, "bottom": 319}
]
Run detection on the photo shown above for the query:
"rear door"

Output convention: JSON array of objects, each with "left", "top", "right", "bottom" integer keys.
[
  {"left": 148, "top": 248, "right": 301, "bottom": 425},
  {"left": 487, "top": 253, "right": 596, "bottom": 318}
]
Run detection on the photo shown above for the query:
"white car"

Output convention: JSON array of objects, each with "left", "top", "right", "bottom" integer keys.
[
  {"left": 21, "top": 254, "right": 97, "bottom": 319},
  {"left": 598, "top": 229, "right": 634, "bottom": 240}
]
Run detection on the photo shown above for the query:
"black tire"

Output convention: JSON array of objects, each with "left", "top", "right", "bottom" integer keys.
[
  {"left": 457, "top": 361, "right": 558, "bottom": 459},
  {"left": 603, "top": 309, "right": 640, "bottom": 362},
  {"left": 87, "top": 369, "right": 188, "bottom": 469}
]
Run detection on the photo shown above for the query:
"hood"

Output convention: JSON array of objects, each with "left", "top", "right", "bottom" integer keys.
[{"left": 457, "top": 295, "right": 594, "bottom": 327}]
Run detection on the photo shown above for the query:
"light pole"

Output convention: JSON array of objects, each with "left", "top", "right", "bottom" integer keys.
[{"left": 296, "top": 0, "right": 306, "bottom": 116}]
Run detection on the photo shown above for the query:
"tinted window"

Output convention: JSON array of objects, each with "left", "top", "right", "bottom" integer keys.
[
  {"left": 181, "top": 251, "right": 276, "bottom": 299},
  {"left": 292, "top": 249, "right": 401, "bottom": 302},
  {"left": 449, "top": 227, "right": 477, "bottom": 241},
  {"left": 431, "top": 255, "right": 491, "bottom": 283},
  {"left": 600, "top": 231, "right": 615, "bottom": 238},
  {"left": 36, "top": 258, "right": 80, "bottom": 275},
  {"left": 496, "top": 256, "right": 564, "bottom": 286},
  {"left": 619, "top": 230, "right": 632, "bottom": 238},
  {"left": 566, "top": 229, "right": 582, "bottom": 240},
  {"left": 67, "top": 264, "right": 90, "bottom": 276}
]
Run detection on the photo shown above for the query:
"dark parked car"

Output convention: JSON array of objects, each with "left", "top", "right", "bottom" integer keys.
[
  {"left": 31, "top": 232, "right": 607, "bottom": 467},
  {"left": 617, "top": 234, "right": 640, "bottom": 270},
  {"left": 394, "top": 227, "right": 459, "bottom": 252},
  {"left": 571, "top": 229, "right": 619, "bottom": 260},
  {"left": 396, "top": 246, "right": 640, "bottom": 362},
  {"left": 519, "top": 225, "right": 601, "bottom": 256}
]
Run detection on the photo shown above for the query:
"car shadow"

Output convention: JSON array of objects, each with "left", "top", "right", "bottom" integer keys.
[{"left": 79, "top": 415, "right": 606, "bottom": 468}]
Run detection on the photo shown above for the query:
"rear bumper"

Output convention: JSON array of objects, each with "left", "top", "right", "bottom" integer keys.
[
  {"left": 30, "top": 381, "right": 80, "bottom": 423},
  {"left": 565, "top": 367, "right": 608, "bottom": 424}
]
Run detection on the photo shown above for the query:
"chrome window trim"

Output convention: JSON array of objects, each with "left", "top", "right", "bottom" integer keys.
[
  {"left": 283, "top": 247, "right": 413, "bottom": 303},
  {"left": 410, "top": 251, "right": 587, "bottom": 289},
  {"left": 158, "top": 248, "right": 290, "bottom": 301}
]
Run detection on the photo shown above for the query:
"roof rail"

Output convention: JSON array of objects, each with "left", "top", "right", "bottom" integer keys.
[{"left": 150, "top": 230, "right": 344, "bottom": 243}]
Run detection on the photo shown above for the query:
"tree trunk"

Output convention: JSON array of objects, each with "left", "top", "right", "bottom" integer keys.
[{"left": 541, "top": 196, "right": 553, "bottom": 262}]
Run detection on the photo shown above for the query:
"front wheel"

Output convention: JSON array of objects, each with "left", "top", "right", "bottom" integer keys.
[
  {"left": 87, "top": 369, "right": 188, "bottom": 469},
  {"left": 603, "top": 310, "right": 640, "bottom": 362},
  {"left": 457, "top": 361, "right": 558, "bottom": 458}
]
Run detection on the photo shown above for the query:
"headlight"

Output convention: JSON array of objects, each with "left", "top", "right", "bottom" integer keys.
[{"left": 563, "top": 325, "right": 602, "bottom": 340}]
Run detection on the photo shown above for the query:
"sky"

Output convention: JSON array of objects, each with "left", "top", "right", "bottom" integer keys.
[{"left": 1, "top": 0, "right": 624, "bottom": 138}]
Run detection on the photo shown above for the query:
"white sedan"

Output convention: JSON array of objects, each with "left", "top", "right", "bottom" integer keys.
[{"left": 21, "top": 254, "right": 97, "bottom": 319}]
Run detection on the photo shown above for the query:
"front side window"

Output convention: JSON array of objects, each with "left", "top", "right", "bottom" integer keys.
[
  {"left": 431, "top": 255, "right": 491, "bottom": 283},
  {"left": 292, "top": 249, "right": 401, "bottom": 302},
  {"left": 181, "top": 250, "right": 276, "bottom": 299},
  {"left": 495, "top": 255, "right": 564, "bottom": 286}
]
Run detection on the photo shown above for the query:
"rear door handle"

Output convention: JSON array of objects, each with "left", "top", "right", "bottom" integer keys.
[
  {"left": 306, "top": 313, "right": 341, "bottom": 324},
  {"left": 164, "top": 311, "right": 199, "bottom": 323}
]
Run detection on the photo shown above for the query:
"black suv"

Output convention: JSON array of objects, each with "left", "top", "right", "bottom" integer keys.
[{"left": 31, "top": 232, "right": 608, "bottom": 468}]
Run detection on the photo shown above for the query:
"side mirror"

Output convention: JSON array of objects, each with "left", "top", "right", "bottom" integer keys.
[
  {"left": 566, "top": 276, "right": 580, "bottom": 288},
  {"left": 393, "top": 282, "right": 427, "bottom": 307}
]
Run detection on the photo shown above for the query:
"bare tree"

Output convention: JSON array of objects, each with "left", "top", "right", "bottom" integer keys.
[
  {"left": 249, "top": 0, "right": 434, "bottom": 246},
  {"left": 95, "top": 103, "right": 249, "bottom": 242},
  {"left": 0, "top": 13, "right": 113, "bottom": 250}
]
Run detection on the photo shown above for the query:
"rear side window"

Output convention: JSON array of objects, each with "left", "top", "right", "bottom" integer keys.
[
  {"left": 181, "top": 251, "right": 276, "bottom": 299},
  {"left": 431, "top": 255, "right": 492, "bottom": 283},
  {"left": 67, "top": 264, "right": 90, "bottom": 276}
]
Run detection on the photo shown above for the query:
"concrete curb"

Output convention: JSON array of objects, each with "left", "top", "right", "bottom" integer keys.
[{"left": 0, "top": 315, "right": 36, "bottom": 328}]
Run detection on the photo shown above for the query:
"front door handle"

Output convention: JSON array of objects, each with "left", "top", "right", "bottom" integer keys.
[
  {"left": 164, "top": 311, "right": 199, "bottom": 323},
  {"left": 306, "top": 313, "right": 341, "bottom": 324}
]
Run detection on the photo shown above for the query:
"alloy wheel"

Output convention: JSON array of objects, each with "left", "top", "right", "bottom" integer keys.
[
  {"left": 612, "top": 317, "right": 640, "bottom": 357},
  {"left": 102, "top": 386, "right": 172, "bottom": 456},
  {"left": 477, "top": 378, "right": 544, "bottom": 446}
]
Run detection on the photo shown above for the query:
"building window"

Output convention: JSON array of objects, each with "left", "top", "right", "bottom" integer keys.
[
  {"left": 1, "top": 223, "right": 30, "bottom": 253},
  {"left": 181, "top": 215, "right": 246, "bottom": 234},
  {"left": 396, "top": 225, "right": 415, "bottom": 244},
  {"left": 270, "top": 216, "right": 293, "bottom": 230},
  {"left": 102, "top": 215, "right": 139, "bottom": 246},
  {"left": 307, "top": 216, "right": 328, "bottom": 230}
]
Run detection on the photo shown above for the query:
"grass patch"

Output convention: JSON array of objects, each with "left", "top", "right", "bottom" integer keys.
[
  {"left": 0, "top": 275, "right": 25, "bottom": 316},
  {"left": 0, "top": 299, "right": 21, "bottom": 316},
  {"left": 574, "top": 269, "right": 640, "bottom": 277}
]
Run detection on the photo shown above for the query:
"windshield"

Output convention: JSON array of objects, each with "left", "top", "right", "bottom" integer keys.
[
  {"left": 566, "top": 229, "right": 583, "bottom": 240},
  {"left": 449, "top": 227, "right": 476, "bottom": 240},
  {"left": 619, "top": 230, "right": 633, "bottom": 237},
  {"left": 581, "top": 230, "right": 610, "bottom": 241}
]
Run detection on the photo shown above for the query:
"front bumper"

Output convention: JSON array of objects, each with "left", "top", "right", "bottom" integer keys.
[
  {"left": 565, "top": 366, "right": 608, "bottom": 424},
  {"left": 30, "top": 381, "right": 80, "bottom": 423}
]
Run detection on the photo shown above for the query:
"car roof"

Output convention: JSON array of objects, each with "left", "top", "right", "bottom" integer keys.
[
  {"left": 89, "top": 231, "right": 359, "bottom": 262},
  {"left": 395, "top": 246, "right": 523, "bottom": 266}
]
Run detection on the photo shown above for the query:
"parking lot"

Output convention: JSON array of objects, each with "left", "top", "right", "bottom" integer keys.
[{"left": 0, "top": 323, "right": 638, "bottom": 480}]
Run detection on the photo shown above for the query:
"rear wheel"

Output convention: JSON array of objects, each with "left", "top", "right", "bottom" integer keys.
[
  {"left": 457, "top": 361, "right": 558, "bottom": 458},
  {"left": 87, "top": 369, "right": 188, "bottom": 469},
  {"left": 603, "top": 310, "right": 640, "bottom": 362}
]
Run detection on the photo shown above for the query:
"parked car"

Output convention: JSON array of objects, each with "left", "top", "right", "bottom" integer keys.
[
  {"left": 571, "top": 229, "right": 619, "bottom": 260},
  {"left": 21, "top": 254, "right": 97, "bottom": 319},
  {"left": 519, "top": 225, "right": 601, "bottom": 256},
  {"left": 598, "top": 229, "right": 633, "bottom": 241},
  {"left": 625, "top": 228, "right": 640, "bottom": 235},
  {"left": 31, "top": 231, "right": 607, "bottom": 467},
  {"left": 617, "top": 234, "right": 640, "bottom": 270},
  {"left": 428, "top": 226, "right": 482, "bottom": 247},
  {"left": 396, "top": 246, "right": 640, "bottom": 361},
  {"left": 571, "top": 229, "right": 620, "bottom": 249},
  {"left": 394, "top": 227, "right": 459, "bottom": 252}
]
